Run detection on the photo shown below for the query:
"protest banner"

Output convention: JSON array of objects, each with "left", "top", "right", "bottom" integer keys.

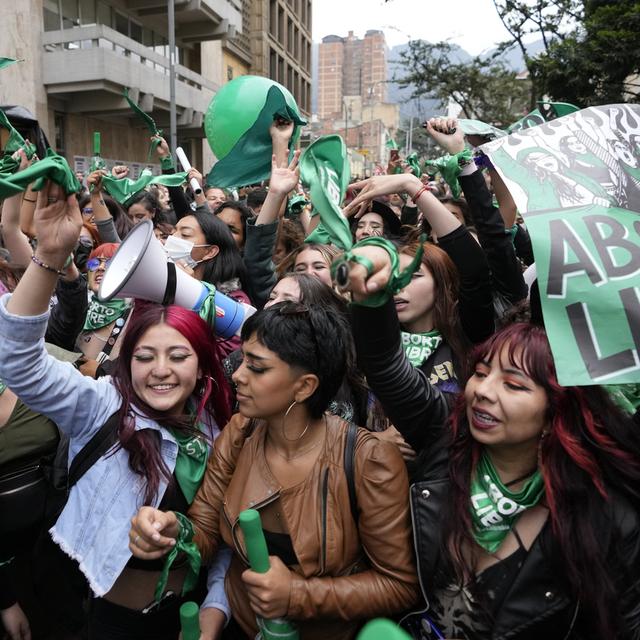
[{"left": 483, "top": 104, "right": 640, "bottom": 385}]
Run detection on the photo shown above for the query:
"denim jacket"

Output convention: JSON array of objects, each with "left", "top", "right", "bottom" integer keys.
[{"left": 0, "top": 294, "right": 230, "bottom": 616}]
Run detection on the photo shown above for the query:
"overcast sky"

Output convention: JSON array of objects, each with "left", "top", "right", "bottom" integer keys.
[{"left": 312, "top": 0, "right": 512, "bottom": 55}]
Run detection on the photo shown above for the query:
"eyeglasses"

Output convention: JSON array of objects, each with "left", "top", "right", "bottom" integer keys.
[
  {"left": 86, "top": 257, "right": 112, "bottom": 272},
  {"left": 82, "top": 207, "right": 93, "bottom": 216}
]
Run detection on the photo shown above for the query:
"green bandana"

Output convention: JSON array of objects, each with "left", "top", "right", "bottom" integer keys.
[
  {"left": 154, "top": 511, "right": 201, "bottom": 602},
  {"left": 101, "top": 169, "right": 187, "bottom": 207},
  {"left": 300, "top": 135, "right": 352, "bottom": 250},
  {"left": 424, "top": 148, "right": 472, "bottom": 199},
  {"left": 401, "top": 330, "right": 442, "bottom": 367},
  {"left": 0, "top": 148, "right": 80, "bottom": 199},
  {"left": 405, "top": 152, "right": 422, "bottom": 177},
  {"left": 83, "top": 297, "right": 130, "bottom": 332},
  {"left": 171, "top": 426, "right": 208, "bottom": 504},
  {"left": 470, "top": 453, "right": 544, "bottom": 553},
  {"left": 124, "top": 89, "right": 164, "bottom": 160}
]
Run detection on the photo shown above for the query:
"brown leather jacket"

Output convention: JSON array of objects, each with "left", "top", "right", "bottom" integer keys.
[{"left": 188, "top": 413, "right": 419, "bottom": 640}]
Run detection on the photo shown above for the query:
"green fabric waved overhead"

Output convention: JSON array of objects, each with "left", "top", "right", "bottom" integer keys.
[
  {"left": 123, "top": 88, "right": 164, "bottom": 160},
  {"left": 102, "top": 169, "right": 187, "bottom": 207},
  {"left": 299, "top": 135, "right": 352, "bottom": 250},
  {"left": 205, "top": 76, "right": 306, "bottom": 189},
  {"left": 0, "top": 108, "right": 36, "bottom": 174},
  {"left": 0, "top": 148, "right": 80, "bottom": 199},
  {"left": 0, "top": 58, "right": 20, "bottom": 71}
]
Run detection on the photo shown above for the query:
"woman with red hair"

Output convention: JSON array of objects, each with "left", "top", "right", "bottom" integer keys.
[
  {"left": 342, "top": 230, "right": 640, "bottom": 637},
  {"left": 0, "top": 181, "right": 233, "bottom": 639}
]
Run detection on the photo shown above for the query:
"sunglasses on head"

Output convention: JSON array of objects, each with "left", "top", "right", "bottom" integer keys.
[{"left": 86, "top": 257, "right": 112, "bottom": 272}]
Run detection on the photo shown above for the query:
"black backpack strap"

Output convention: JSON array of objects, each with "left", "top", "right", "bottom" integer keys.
[
  {"left": 67, "top": 412, "right": 120, "bottom": 488},
  {"left": 344, "top": 422, "right": 358, "bottom": 525}
]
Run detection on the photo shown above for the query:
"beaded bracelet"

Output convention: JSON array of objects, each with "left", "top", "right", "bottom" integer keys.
[{"left": 31, "top": 254, "right": 66, "bottom": 276}]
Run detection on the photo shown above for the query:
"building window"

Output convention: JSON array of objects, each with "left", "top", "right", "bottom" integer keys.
[
  {"left": 43, "top": 0, "right": 61, "bottom": 31},
  {"left": 270, "top": 49, "right": 277, "bottom": 80},
  {"left": 54, "top": 112, "right": 66, "bottom": 156},
  {"left": 79, "top": 0, "right": 96, "bottom": 25},
  {"left": 287, "top": 18, "right": 293, "bottom": 53},
  {"left": 269, "top": 0, "right": 277, "bottom": 37},
  {"left": 61, "top": 0, "right": 79, "bottom": 28},
  {"left": 96, "top": 1, "right": 112, "bottom": 28},
  {"left": 278, "top": 6, "right": 285, "bottom": 46},
  {"left": 227, "top": 65, "right": 234, "bottom": 81}
]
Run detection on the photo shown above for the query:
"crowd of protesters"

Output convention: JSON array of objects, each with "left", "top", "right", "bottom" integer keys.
[{"left": 0, "top": 112, "right": 639, "bottom": 640}]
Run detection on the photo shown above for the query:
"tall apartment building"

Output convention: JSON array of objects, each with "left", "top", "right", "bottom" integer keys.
[
  {"left": 0, "top": 0, "right": 311, "bottom": 173},
  {"left": 318, "top": 29, "right": 387, "bottom": 120}
]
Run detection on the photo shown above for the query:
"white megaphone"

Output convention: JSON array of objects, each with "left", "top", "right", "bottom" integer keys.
[{"left": 97, "top": 219, "right": 255, "bottom": 339}]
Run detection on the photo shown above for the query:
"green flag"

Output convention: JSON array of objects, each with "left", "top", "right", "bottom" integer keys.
[
  {"left": 102, "top": 169, "right": 188, "bottom": 207},
  {"left": 299, "top": 135, "right": 352, "bottom": 250},
  {"left": 405, "top": 152, "right": 422, "bottom": 177},
  {"left": 0, "top": 58, "right": 20, "bottom": 71},
  {"left": 0, "top": 108, "right": 36, "bottom": 173},
  {"left": 205, "top": 76, "right": 306, "bottom": 188},
  {"left": 123, "top": 89, "right": 164, "bottom": 160},
  {"left": 385, "top": 138, "right": 399, "bottom": 150},
  {"left": 508, "top": 101, "right": 580, "bottom": 133},
  {"left": 483, "top": 103, "right": 640, "bottom": 386},
  {"left": 458, "top": 118, "right": 506, "bottom": 140}
]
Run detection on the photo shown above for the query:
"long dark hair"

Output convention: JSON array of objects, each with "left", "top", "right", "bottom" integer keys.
[
  {"left": 446, "top": 323, "right": 640, "bottom": 637},
  {"left": 400, "top": 239, "right": 468, "bottom": 367},
  {"left": 187, "top": 210, "right": 249, "bottom": 293},
  {"left": 112, "top": 302, "right": 231, "bottom": 504}
]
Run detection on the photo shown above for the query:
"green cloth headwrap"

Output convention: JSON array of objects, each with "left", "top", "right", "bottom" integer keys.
[
  {"left": 83, "top": 297, "right": 129, "bottom": 332},
  {"left": 102, "top": 169, "right": 187, "bottom": 207},
  {"left": 470, "top": 452, "right": 544, "bottom": 553},
  {"left": 171, "top": 424, "right": 208, "bottom": 504},
  {"left": 123, "top": 89, "right": 164, "bottom": 160},
  {"left": 405, "top": 152, "right": 422, "bottom": 177},
  {"left": 332, "top": 236, "right": 425, "bottom": 307},
  {"left": 206, "top": 80, "right": 306, "bottom": 189},
  {"left": 424, "top": 148, "right": 472, "bottom": 198},
  {"left": 607, "top": 383, "right": 640, "bottom": 415},
  {"left": 0, "top": 58, "right": 20, "bottom": 71},
  {"left": 299, "top": 135, "right": 352, "bottom": 250},
  {"left": 0, "top": 148, "right": 80, "bottom": 199},
  {"left": 154, "top": 512, "right": 201, "bottom": 602},
  {"left": 401, "top": 330, "right": 443, "bottom": 368}
]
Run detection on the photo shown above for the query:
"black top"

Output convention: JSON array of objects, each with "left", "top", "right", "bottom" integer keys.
[{"left": 263, "top": 530, "right": 298, "bottom": 567}]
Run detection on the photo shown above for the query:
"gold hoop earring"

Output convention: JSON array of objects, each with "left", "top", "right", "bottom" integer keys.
[{"left": 282, "top": 400, "right": 310, "bottom": 442}]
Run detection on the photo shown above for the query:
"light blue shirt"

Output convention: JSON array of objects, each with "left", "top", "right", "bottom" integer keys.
[{"left": 0, "top": 294, "right": 230, "bottom": 617}]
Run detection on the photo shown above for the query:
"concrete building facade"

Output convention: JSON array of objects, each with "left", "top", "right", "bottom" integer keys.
[{"left": 1, "top": 0, "right": 311, "bottom": 174}]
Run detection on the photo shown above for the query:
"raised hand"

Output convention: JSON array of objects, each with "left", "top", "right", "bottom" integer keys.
[
  {"left": 268, "top": 151, "right": 300, "bottom": 196},
  {"left": 425, "top": 117, "right": 465, "bottom": 155},
  {"left": 153, "top": 135, "right": 171, "bottom": 159},
  {"left": 33, "top": 180, "right": 83, "bottom": 261},
  {"left": 111, "top": 165, "right": 129, "bottom": 180},
  {"left": 343, "top": 174, "right": 422, "bottom": 218},
  {"left": 87, "top": 169, "right": 108, "bottom": 191},
  {"left": 269, "top": 118, "right": 295, "bottom": 148}
]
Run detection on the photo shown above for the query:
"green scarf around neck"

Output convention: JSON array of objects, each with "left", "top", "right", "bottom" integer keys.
[
  {"left": 401, "top": 330, "right": 442, "bottom": 368},
  {"left": 83, "top": 297, "right": 129, "bottom": 332},
  {"left": 171, "top": 424, "right": 208, "bottom": 504},
  {"left": 470, "top": 452, "right": 544, "bottom": 553}
]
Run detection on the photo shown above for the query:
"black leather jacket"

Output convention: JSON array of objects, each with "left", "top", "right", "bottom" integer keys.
[{"left": 410, "top": 428, "right": 640, "bottom": 639}]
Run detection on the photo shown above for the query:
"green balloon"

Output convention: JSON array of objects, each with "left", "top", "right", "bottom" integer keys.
[{"left": 205, "top": 75, "right": 301, "bottom": 159}]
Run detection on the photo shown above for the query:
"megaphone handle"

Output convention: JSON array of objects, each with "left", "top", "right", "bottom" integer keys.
[{"left": 162, "top": 262, "right": 177, "bottom": 305}]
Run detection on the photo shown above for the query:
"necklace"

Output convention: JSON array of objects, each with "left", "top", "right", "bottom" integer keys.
[{"left": 269, "top": 437, "right": 322, "bottom": 462}]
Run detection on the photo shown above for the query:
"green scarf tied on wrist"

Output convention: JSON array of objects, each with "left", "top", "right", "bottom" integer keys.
[
  {"left": 401, "top": 330, "right": 442, "bottom": 368},
  {"left": 424, "top": 148, "right": 473, "bottom": 199},
  {"left": 333, "top": 236, "right": 425, "bottom": 308},
  {"left": 0, "top": 148, "right": 80, "bottom": 199},
  {"left": 470, "top": 452, "right": 544, "bottom": 553},
  {"left": 83, "top": 297, "right": 130, "bottom": 332},
  {"left": 154, "top": 511, "right": 201, "bottom": 602},
  {"left": 102, "top": 169, "right": 187, "bottom": 208}
]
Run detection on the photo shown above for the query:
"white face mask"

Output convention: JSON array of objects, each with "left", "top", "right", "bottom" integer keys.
[{"left": 163, "top": 235, "right": 205, "bottom": 269}]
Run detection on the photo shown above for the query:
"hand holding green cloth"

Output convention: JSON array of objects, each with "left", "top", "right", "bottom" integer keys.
[
  {"left": 102, "top": 169, "right": 187, "bottom": 207},
  {"left": 154, "top": 512, "right": 201, "bottom": 602},
  {"left": 424, "top": 148, "right": 473, "bottom": 199},
  {"left": 123, "top": 89, "right": 164, "bottom": 160},
  {"left": 206, "top": 77, "right": 306, "bottom": 189},
  {"left": 0, "top": 148, "right": 79, "bottom": 199},
  {"left": 299, "top": 135, "right": 352, "bottom": 250},
  {"left": 0, "top": 108, "right": 36, "bottom": 174},
  {"left": 405, "top": 152, "right": 422, "bottom": 177}
]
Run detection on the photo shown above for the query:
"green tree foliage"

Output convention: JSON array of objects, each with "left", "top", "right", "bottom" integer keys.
[
  {"left": 395, "top": 40, "right": 531, "bottom": 127},
  {"left": 529, "top": 1, "right": 640, "bottom": 105}
]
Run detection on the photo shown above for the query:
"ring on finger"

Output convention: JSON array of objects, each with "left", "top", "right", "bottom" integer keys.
[
  {"left": 47, "top": 197, "right": 57, "bottom": 203},
  {"left": 134, "top": 534, "right": 141, "bottom": 546}
]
